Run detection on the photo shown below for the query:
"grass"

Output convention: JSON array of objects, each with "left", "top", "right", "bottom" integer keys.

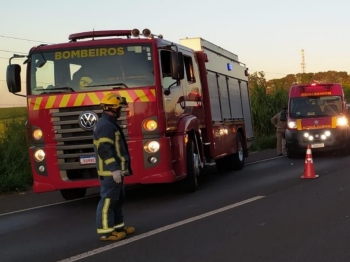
[
  {"left": 0, "top": 107, "right": 27, "bottom": 120},
  {"left": 0, "top": 108, "right": 32, "bottom": 194},
  {"left": 249, "top": 135, "right": 276, "bottom": 152}
]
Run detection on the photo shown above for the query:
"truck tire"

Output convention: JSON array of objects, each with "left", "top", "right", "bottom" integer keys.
[
  {"left": 231, "top": 133, "right": 245, "bottom": 170},
  {"left": 215, "top": 133, "right": 245, "bottom": 172},
  {"left": 181, "top": 139, "right": 200, "bottom": 193},
  {"left": 60, "top": 188, "right": 87, "bottom": 200}
]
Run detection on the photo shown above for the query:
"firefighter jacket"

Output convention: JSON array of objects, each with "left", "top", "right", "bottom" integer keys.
[
  {"left": 93, "top": 112, "right": 133, "bottom": 177},
  {"left": 271, "top": 112, "right": 287, "bottom": 131}
]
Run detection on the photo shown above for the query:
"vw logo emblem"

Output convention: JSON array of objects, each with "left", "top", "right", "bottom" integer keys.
[{"left": 78, "top": 111, "right": 98, "bottom": 130}]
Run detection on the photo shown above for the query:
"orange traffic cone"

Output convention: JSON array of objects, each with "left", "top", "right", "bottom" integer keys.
[{"left": 301, "top": 145, "right": 319, "bottom": 179}]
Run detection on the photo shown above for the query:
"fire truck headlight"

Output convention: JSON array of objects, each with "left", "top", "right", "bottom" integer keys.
[
  {"left": 288, "top": 120, "right": 297, "bottom": 129},
  {"left": 303, "top": 132, "right": 309, "bottom": 138},
  {"left": 321, "top": 135, "right": 327, "bottom": 140},
  {"left": 337, "top": 116, "right": 348, "bottom": 126},
  {"left": 143, "top": 120, "right": 158, "bottom": 131},
  {"left": 308, "top": 136, "right": 314, "bottom": 141},
  {"left": 34, "top": 149, "right": 45, "bottom": 162},
  {"left": 144, "top": 141, "right": 160, "bottom": 153},
  {"left": 33, "top": 128, "right": 43, "bottom": 140},
  {"left": 325, "top": 131, "right": 331, "bottom": 137}
]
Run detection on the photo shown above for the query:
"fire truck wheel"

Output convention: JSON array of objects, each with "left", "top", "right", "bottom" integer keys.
[
  {"left": 232, "top": 133, "right": 245, "bottom": 170},
  {"left": 60, "top": 188, "right": 87, "bottom": 200},
  {"left": 181, "top": 139, "right": 199, "bottom": 193}
]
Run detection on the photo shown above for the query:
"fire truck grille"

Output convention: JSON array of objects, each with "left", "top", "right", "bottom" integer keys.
[{"left": 50, "top": 106, "right": 129, "bottom": 180}]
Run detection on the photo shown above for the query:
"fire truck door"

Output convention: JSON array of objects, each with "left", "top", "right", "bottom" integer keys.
[{"left": 160, "top": 50, "right": 186, "bottom": 131}]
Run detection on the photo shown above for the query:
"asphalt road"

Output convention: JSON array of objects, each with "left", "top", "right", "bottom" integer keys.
[{"left": 1, "top": 149, "right": 350, "bottom": 262}]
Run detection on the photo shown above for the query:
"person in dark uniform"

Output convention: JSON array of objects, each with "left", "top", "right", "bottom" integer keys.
[{"left": 93, "top": 93, "right": 135, "bottom": 241}]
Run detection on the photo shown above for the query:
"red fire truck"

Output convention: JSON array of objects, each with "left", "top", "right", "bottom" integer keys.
[
  {"left": 286, "top": 82, "right": 350, "bottom": 158},
  {"left": 6, "top": 28, "right": 254, "bottom": 200}
]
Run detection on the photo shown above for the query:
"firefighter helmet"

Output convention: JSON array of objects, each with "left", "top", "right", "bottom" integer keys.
[
  {"left": 79, "top": 76, "right": 93, "bottom": 89},
  {"left": 100, "top": 93, "right": 126, "bottom": 110}
]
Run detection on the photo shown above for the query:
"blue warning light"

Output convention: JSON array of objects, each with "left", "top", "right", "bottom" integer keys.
[{"left": 227, "top": 63, "right": 232, "bottom": 71}]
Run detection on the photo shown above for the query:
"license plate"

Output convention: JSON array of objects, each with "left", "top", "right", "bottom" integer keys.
[
  {"left": 311, "top": 143, "right": 324, "bottom": 148},
  {"left": 79, "top": 156, "right": 96, "bottom": 165}
]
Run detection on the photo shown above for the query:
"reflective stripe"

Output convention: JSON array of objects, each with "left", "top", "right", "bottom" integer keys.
[
  {"left": 97, "top": 137, "right": 114, "bottom": 144},
  {"left": 102, "top": 198, "right": 111, "bottom": 230},
  {"left": 28, "top": 89, "right": 156, "bottom": 110},
  {"left": 105, "top": 157, "right": 116, "bottom": 165},
  {"left": 97, "top": 228, "right": 115, "bottom": 234},
  {"left": 332, "top": 117, "right": 337, "bottom": 128},
  {"left": 115, "top": 130, "right": 127, "bottom": 172},
  {"left": 98, "top": 171, "right": 113, "bottom": 176},
  {"left": 114, "top": 222, "right": 125, "bottom": 229},
  {"left": 296, "top": 119, "right": 302, "bottom": 130}
]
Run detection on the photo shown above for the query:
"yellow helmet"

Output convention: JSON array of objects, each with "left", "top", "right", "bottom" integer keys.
[
  {"left": 100, "top": 93, "right": 126, "bottom": 109},
  {"left": 79, "top": 76, "right": 93, "bottom": 89}
]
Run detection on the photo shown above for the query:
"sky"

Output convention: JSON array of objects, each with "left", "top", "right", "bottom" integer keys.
[{"left": 1, "top": 0, "right": 349, "bottom": 107}]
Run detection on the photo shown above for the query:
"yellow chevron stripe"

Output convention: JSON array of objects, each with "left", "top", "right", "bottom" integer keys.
[
  {"left": 74, "top": 93, "right": 86, "bottom": 106},
  {"left": 33, "top": 97, "right": 43, "bottom": 111},
  {"left": 59, "top": 94, "right": 71, "bottom": 107},
  {"left": 135, "top": 90, "right": 149, "bottom": 102},
  {"left": 45, "top": 96, "right": 56, "bottom": 109},
  {"left": 118, "top": 90, "right": 133, "bottom": 102},
  {"left": 151, "top": 89, "right": 155, "bottom": 96},
  {"left": 88, "top": 93, "right": 101, "bottom": 105}
]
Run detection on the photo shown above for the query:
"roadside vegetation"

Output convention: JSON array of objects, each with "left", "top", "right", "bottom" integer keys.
[
  {"left": 0, "top": 107, "right": 31, "bottom": 194},
  {"left": 2, "top": 71, "right": 350, "bottom": 193}
]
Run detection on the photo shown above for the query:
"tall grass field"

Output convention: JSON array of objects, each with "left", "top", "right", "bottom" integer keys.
[{"left": 0, "top": 107, "right": 32, "bottom": 194}]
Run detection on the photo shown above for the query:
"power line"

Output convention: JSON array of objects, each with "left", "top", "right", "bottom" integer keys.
[
  {"left": 0, "top": 34, "right": 54, "bottom": 44},
  {"left": 0, "top": 49, "right": 27, "bottom": 54}
]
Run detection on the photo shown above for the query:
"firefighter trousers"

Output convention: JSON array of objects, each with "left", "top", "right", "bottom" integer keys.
[
  {"left": 276, "top": 129, "right": 286, "bottom": 155},
  {"left": 96, "top": 176, "right": 125, "bottom": 234}
]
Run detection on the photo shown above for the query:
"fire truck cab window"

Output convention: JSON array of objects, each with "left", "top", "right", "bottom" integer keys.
[
  {"left": 160, "top": 50, "right": 177, "bottom": 88},
  {"left": 29, "top": 44, "right": 155, "bottom": 94},
  {"left": 183, "top": 55, "right": 196, "bottom": 83}
]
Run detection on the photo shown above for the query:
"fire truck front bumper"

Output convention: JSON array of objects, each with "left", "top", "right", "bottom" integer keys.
[{"left": 285, "top": 127, "right": 350, "bottom": 153}]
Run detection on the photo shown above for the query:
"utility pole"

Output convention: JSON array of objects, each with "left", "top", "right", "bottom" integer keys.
[{"left": 301, "top": 49, "right": 306, "bottom": 73}]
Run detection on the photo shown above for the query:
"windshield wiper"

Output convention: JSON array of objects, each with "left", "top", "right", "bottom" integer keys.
[
  {"left": 35, "top": 86, "right": 75, "bottom": 94},
  {"left": 86, "top": 83, "right": 129, "bottom": 89}
]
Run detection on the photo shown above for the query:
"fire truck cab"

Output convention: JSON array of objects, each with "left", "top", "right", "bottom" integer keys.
[{"left": 286, "top": 83, "right": 350, "bottom": 158}]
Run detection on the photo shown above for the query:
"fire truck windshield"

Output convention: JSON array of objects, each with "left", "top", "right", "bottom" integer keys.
[
  {"left": 290, "top": 96, "right": 342, "bottom": 118},
  {"left": 29, "top": 44, "right": 154, "bottom": 95}
]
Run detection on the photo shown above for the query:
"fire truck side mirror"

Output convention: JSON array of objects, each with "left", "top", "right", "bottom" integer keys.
[
  {"left": 170, "top": 52, "right": 184, "bottom": 80},
  {"left": 6, "top": 64, "right": 22, "bottom": 94}
]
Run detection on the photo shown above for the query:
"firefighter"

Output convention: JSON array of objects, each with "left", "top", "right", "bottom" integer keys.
[
  {"left": 93, "top": 93, "right": 135, "bottom": 241},
  {"left": 271, "top": 106, "right": 288, "bottom": 156}
]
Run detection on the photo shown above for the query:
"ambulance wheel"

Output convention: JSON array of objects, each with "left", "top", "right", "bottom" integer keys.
[
  {"left": 232, "top": 133, "right": 245, "bottom": 170},
  {"left": 60, "top": 188, "right": 87, "bottom": 200},
  {"left": 181, "top": 139, "right": 199, "bottom": 193}
]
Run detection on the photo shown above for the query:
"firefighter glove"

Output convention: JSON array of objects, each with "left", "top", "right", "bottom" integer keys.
[{"left": 112, "top": 170, "right": 122, "bottom": 184}]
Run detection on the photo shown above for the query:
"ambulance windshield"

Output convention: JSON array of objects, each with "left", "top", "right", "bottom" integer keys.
[
  {"left": 29, "top": 44, "right": 154, "bottom": 94},
  {"left": 290, "top": 96, "right": 342, "bottom": 118}
]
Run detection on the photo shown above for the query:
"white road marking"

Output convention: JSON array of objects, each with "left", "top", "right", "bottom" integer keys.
[
  {"left": 57, "top": 195, "right": 265, "bottom": 262},
  {"left": 0, "top": 194, "right": 98, "bottom": 217},
  {"left": 245, "top": 155, "right": 285, "bottom": 165}
]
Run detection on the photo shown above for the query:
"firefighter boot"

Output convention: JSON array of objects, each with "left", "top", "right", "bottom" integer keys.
[
  {"left": 123, "top": 226, "right": 135, "bottom": 235},
  {"left": 99, "top": 231, "right": 126, "bottom": 241}
]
